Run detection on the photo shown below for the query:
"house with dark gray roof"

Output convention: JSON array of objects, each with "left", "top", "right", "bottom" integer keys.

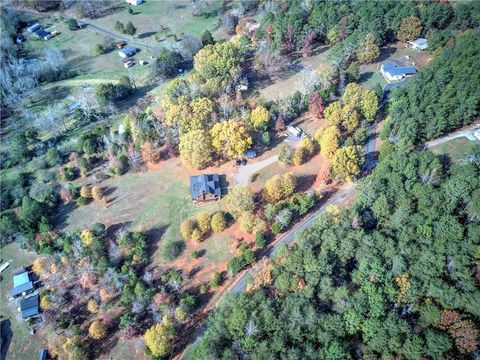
[
  {"left": 190, "top": 174, "right": 222, "bottom": 202},
  {"left": 118, "top": 46, "right": 137, "bottom": 58},
  {"left": 380, "top": 62, "right": 416, "bottom": 82},
  {"left": 19, "top": 294, "right": 39, "bottom": 319}
]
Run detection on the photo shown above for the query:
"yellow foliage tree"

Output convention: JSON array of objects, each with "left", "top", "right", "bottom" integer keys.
[
  {"left": 80, "top": 186, "right": 90, "bottom": 199},
  {"left": 250, "top": 105, "right": 269, "bottom": 130},
  {"left": 91, "top": 186, "right": 103, "bottom": 201},
  {"left": 264, "top": 173, "right": 296, "bottom": 202},
  {"left": 361, "top": 88, "right": 379, "bottom": 122},
  {"left": 196, "top": 212, "right": 212, "bottom": 234},
  {"left": 211, "top": 212, "right": 227, "bottom": 232},
  {"left": 210, "top": 120, "right": 252, "bottom": 159},
  {"left": 99, "top": 288, "right": 112, "bottom": 303},
  {"left": 225, "top": 185, "right": 255, "bottom": 219},
  {"left": 397, "top": 16, "right": 422, "bottom": 43},
  {"left": 324, "top": 101, "right": 343, "bottom": 127},
  {"left": 179, "top": 129, "right": 213, "bottom": 169},
  {"left": 356, "top": 33, "right": 380, "bottom": 64},
  {"left": 80, "top": 230, "right": 95, "bottom": 246},
  {"left": 332, "top": 146, "right": 364, "bottom": 181},
  {"left": 239, "top": 212, "right": 266, "bottom": 234},
  {"left": 61, "top": 336, "right": 85, "bottom": 360},
  {"left": 180, "top": 219, "right": 196, "bottom": 240},
  {"left": 326, "top": 204, "right": 341, "bottom": 222},
  {"left": 144, "top": 322, "right": 175, "bottom": 358},
  {"left": 87, "top": 300, "right": 99, "bottom": 314},
  {"left": 316, "top": 62, "right": 337, "bottom": 90},
  {"left": 191, "top": 229, "right": 203, "bottom": 242},
  {"left": 32, "top": 257, "right": 47, "bottom": 275},
  {"left": 163, "top": 97, "right": 215, "bottom": 134},
  {"left": 40, "top": 294, "right": 53, "bottom": 310},
  {"left": 246, "top": 257, "right": 273, "bottom": 292},
  {"left": 319, "top": 126, "right": 340, "bottom": 159},
  {"left": 395, "top": 273, "right": 411, "bottom": 304},
  {"left": 342, "top": 105, "right": 360, "bottom": 133},
  {"left": 88, "top": 320, "right": 107, "bottom": 339}
]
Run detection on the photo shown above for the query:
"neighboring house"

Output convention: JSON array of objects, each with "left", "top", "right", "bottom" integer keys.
[
  {"left": 190, "top": 174, "right": 222, "bottom": 202},
  {"left": 118, "top": 45, "right": 137, "bottom": 58},
  {"left": 12, "top": 267, "right": 34, "bottom": 297},
  {"left": 380, "top": 62, "right": 416, "bottom": 82},
  {"left": 34, "top": 29, "right": 52, "bottom": 40},
  {"left": 27, "top": 23, "right": 41, "bottom": 33},
  {"left": 39, "top": 349, "right": 48, "bottom": 360},
  {"left": 126, "top": 0, "right": 143, "bottom": 5},
  {"left": 19, "top": 294, "right": 39, "bottom": 319},
  {"left": 407, "top": 38, "right": 428, "bottom": 51},
  {"left": 287, "top": 125, "right": 303, "bottom": 138}
]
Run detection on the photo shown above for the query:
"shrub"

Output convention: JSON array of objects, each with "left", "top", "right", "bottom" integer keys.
[
  {"left": 161, "top": 240, "right": 185, "bottom": 261},
  {"left": 191, "top": 250, "right": 200, "bottom": 259},
  {"left": 196, "top": 212, "right": 211, "bottom": 234},
  {"left": 255, "top": 231, "right": 267, "bottom": 248},
  {"left": 210, "top": 272, "right": 222, "bottom": 288},
  {"left": 262, "top": 131, "right": 271, "bottom": 145},
  {"left": 76, "top": 197, "right": 88, "bottom": 206},
  {"left": 278, "top": 143, "right": 292, "bottom": 165},
  {"left": 60, "top": 167, "right": 76, "bottom": 181},
  {"left": 180, "top": 219, "right": 196, "bottom": 240},
  {"left": 27, "top": 157, "right": 47, "bottom": 173},
  {"left": 199, "top": 284, "right": 209, "bottom": 294},
  {"left": 210, "top": 212, "right": 226, "bottom": 232},
  {"left": 80, "top": 186, "right": 91, "bottom": 198},
  {"left": 45, "top": 148, "right": 62, "bottom": 166},
  {"left": 91, "top": 186, "right": 103, "bottom": 200},
  {"left": 89, "top": 320, "right": 107, "bottom": 339},
  {"left": 191, "top": 229, "right": 202, "bottom": 242},
  {"left": 271, "top": 222, "right": 282, "bottom": 234}
]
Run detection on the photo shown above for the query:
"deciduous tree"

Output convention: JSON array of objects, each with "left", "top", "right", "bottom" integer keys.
[
  {"left": 210, "top": 120, "right": 252, "bottom": 159},
  {"left": 356, "top": 33, "right": 380, "bottom": 64},
  {"left": 397, "top": 16, "right": 423, "bottom": 42},
  {"left": 225, "top": 186, "right": 254, "bottom": 219},
  {"left": 144, "top": 322, "right": 175, "bottom": 357},
  {"left": 179, "top": 129, "right": 213, "bottom": 168},
  {"left": 332, "top": 146, "right": 364, "bottom": 181},
  {"left": 89, "top": 320, "right": 107, "bottom": 339}
]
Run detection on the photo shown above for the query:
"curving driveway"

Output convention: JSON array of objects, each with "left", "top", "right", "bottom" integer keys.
[{"left": 235, "top": 155, "right": 279, "bottom": 185}]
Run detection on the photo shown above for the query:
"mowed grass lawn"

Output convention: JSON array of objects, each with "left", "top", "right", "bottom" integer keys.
[
  {"left": 56, "top": 158, "right": 233, "bottom": 270},
  {"left": 0, "top": 244, "right": 42, "bottom": 360},
  {"left": 89, "top": 0, "right": 223, "bottom": 47},
  {"left": 430, "top": 137, "right": 479, "bottom": 162}
]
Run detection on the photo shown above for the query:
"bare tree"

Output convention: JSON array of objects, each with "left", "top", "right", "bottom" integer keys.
[
  {"left": 253, "top": 41, "right": 288, "bottom": 79},
  {"left": 35, "top": 104, "right": 67, "bottom": 136},
  {"left": 43, "top": 47, "right": 67, "bottom": 79}
]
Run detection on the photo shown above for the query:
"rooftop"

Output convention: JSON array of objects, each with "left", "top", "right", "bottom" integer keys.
[
  {"left": 20, "top": 294, "right": 39, "bottom": 319},
  {"left": 381, "top": 62, "right": 416, "bottom": 76},
  {"left": 190, "top": 174, "right": 221, "bottom": 199}
]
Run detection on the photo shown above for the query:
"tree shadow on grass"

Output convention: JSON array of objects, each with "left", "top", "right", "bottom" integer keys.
[
  {"left": 52, "top": 201, "right": 78, "bottom": 231},
  {"left": 359, "top": 71, "right": 374, "bottom": 84},
  {"left": 138, "top": 31, "right": 156, "bottom": 39},
  {"left": 0, "top": 319, "right": 12, "bottom": 360},
  {"left": 295, "top": 174, "right": 317, "bottom": 192},
  {"left": 144, "top": 225, "right": 170, "bottom": 260}
]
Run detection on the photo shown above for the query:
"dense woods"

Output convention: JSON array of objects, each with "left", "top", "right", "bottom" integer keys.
[
  {"left": 189, "top": 146, "right": 480, "bottom": 360},
  {"left": 383, "top": 30, "right": 480, "bottom": 146}
]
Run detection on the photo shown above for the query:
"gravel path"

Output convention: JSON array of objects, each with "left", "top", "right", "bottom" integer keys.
[{"left": 234, "top": 155, "right": 279, "bottom": 185}]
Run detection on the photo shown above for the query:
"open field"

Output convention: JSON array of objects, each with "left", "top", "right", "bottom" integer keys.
[
  {"left": 258, "top": 47, "right": 331, "bottom": 101},
  {"left": 88, "top": 1, "right": 225, "bottom": 48},
  {"left": 430, "top": 137, "right": 479, "bottom": 162},
  {"left": 0, "top": 244, "right": 43, "bottom": 360}
]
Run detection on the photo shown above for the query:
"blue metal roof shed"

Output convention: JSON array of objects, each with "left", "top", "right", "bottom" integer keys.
[
  {"left": 20, "top": 294, "right": 39, "bottom": 319},
  {"left": 12, "top": 281, "right": 34, "bottom": 297},
  {"left": 39, "top": 349, "right": 48, "bottom": 360}
]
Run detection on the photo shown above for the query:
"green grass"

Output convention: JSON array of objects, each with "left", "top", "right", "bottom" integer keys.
[
  {"left": 0, "top": 243, "right": 42, "bottom": 360},
  {"left": 430, "top": 137, "right": 479, "bottom": 162}
]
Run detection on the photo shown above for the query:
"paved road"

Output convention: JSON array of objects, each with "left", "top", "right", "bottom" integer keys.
[{"left": 229, "top": 184, "right": 356, "bottom": 294}]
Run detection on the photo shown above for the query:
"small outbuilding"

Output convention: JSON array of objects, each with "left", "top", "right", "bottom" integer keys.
[
  {"left": 380, "top": 62, "right": 416, "bottom": 82},
  {"left": 19, "top": 294, "right": 39, "bottom": 319},
  {"left": 34, "top": 29, "right": 52, "bottom": 40},
  {"left": 287, "top": 125, "right": 303, "bottom": 138},
  {"left": 190, "top": 174, "right": 222, "bottom": 202},
  {"left": 27, "top": 23, "right": 41, "bottom": 33},
  {"left": 126, "top": 0, "right": 144, "bottom": 5},
  {"left": 407, "top": 38, "right": 428, "bottom": 51},
  {"left": 118, "top": 45, "right": 137, "bottom": 58},
  {"left": 39, "top": 349, "right": 48, "bottom": 360},
  {"left": 12, "top": 267, "right": 34, "bottom": 297}
]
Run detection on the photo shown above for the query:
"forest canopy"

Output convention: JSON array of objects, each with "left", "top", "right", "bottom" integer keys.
[{"left": 189, "top": 145, "right": 480, "bottom": 360}]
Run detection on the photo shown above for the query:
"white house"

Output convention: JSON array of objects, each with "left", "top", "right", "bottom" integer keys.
[
  {"left": 126, "top": 0, "right": 143, "bottom": 5},
  {"left": 407, "top": 38, "right": 428, "bottom": 51},
  {"left": 380, "top": 62, "right": 416, "bottom": 82}
]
